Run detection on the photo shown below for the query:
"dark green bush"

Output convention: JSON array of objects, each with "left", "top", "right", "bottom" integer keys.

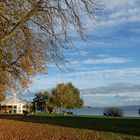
[
  {"left": 103, "top": 107, "right": 123, "bottom": 117},
  {"left": 23, "top": 110, "right": 31, "bottom": 116}
]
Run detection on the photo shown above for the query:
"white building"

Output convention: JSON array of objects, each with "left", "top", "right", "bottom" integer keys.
[{"left": 0, "top": 93, "right": 28, "bottom": 114}]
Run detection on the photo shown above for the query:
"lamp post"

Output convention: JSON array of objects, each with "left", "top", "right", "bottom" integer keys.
[
  {"left": 45, "top": 101, "right": 48, "bottom": 113},
  {"left": 35, "top": 102, "right": 37, "bottom": 113},
  {"left": 60, "top": 102, "right": 62, "bottom": 114}
]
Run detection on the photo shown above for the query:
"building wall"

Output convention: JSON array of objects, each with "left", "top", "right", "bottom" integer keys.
[{"left": 0, "top": 104, "right": 27, "bottom": 114}]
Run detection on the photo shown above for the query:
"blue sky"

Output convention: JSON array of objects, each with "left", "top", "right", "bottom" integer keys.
[{"left": 21, "top": 0, "right": 140, "bottom": 107}]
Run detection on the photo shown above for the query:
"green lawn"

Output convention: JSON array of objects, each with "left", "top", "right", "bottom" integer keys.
[
  {"left": 0, "top": 114, "right": 140, "bottom": 140},
  {"left": 27, "top": 114, "right": 140, "bottom": 136}
]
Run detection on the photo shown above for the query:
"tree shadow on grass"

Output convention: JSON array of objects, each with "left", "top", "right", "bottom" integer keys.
[{"left": 0, "top": 114, "right": 140, "bottom": 137}]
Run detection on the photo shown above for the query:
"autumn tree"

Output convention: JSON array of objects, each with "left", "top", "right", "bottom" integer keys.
[
  {"left": 0, "top": 71, "right": 6, "bottom": 101},
  {"left": 52, "top": 83, "right": 83, "bottom": 113},
  {"left": 51, "top": 83, "right": 65, "bottom": 113},
  {"left": 0, "top": 0, "right": 100, "bottom": 94},
  {"left": 0, "top": 91, "right": 5, "bottom": 101}
]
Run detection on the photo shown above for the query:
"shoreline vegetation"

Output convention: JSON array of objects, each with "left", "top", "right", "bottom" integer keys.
[{"left": 0, "top": 114, "right": 140, "bottom": 140}]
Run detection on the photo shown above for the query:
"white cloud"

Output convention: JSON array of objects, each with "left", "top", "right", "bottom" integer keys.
[
  {"left": 124, "top": 98, "right": 140, "bottom": 102},
  {"left": 79, "top": 50, "right": 88, "bottom": 56},
  {"left": 84, "top": 0, "right": 140, "bottom": 32},
  {"left": 76, "top": 67, "right": 102, "bottom": 71},
  {"left": 80, "top": 82, "right": 140, "bottom": 106},
  {"left": 102, "top": 0, "right": 139, "bottom": 11},
  {"left": 83, "top": 93, "right": 140, "bottom": 107},
  {"left": 63, "top": 67, "right": 140, "bottom": 84},
  {"left": 97, "top": 54, "right": 110, "bottom": 58},
  {"left": 81, "top": 83, "right": 140, "bottom": 96},
  {"left": 83, "top": 57, "right": 132, "bottom": 65},
  {"left": 67, "top": 57, "right": 132, "bottom": 68},
  {"left": 109, "top": 7, "right": 140, "bottom": 19},
  {"left": 98, "top": 10, "right": 140, "bottom": 29},
  {"left": 69, "top": 60, "right": 79, "bottom": 65}
]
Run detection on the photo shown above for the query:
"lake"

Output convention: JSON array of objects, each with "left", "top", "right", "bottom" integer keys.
[{"left": 65, "top": 106, "right": 140, "bottom": 117}]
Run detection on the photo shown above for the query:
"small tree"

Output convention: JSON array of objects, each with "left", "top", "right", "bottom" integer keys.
[
  {"left": 33, "top": 91, "right": 50, "bottom": 113},
  {"left": 33, "top": 91, "right": 56, "bottom": 113}
]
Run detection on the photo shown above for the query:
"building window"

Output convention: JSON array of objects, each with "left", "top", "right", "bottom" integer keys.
[
  {"left": 8, "top": 106, "right": 12, "bottom": 108},
  {"left": 23, "top": 105, "right": 26, "bottom": 108}
]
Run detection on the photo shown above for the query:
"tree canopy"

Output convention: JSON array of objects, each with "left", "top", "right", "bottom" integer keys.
[
  {"left": 52, "top": 83, "right": 83, "bottom": 110},
  {"left": 0, "top": 92, "right": 5, "bottom": 101},
  {"left": 33, "top": 91, "right": 50, "bottom": 112},
  {"left": 0, "top": 0, "right": 100, "bottom": 94}
]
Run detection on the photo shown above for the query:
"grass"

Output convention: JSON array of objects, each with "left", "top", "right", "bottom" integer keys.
[
  {"left": 25, "top": 114, "right": 140, "bottom": 136},
  {"left": 0, "top": 114, "right": 140, "bottom": 140}
]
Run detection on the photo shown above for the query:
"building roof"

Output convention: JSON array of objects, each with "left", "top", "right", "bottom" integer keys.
[{"left": 0, "top": 95, "right": 26, "bottom": 106}]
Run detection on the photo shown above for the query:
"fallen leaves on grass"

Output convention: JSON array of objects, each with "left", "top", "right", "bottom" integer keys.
[{"left": 0, "top": 119, "right": 101, "bottom": 140}]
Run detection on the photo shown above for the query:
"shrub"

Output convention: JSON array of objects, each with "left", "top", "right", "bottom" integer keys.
[
  {"left": 23, "top": 110, "right": 32, "bottom": 116},
  {"left": 138, "top": 108, "right": 140, "bottom": 115},
  {"left": 62, "top": 110, "right": 73, "bottom": 115},
  {"left": 47, "top": 106, "right": 55, "bottom": 114},
  {"left": 103, "top": 107, "right": 123, "bottom": 117}
]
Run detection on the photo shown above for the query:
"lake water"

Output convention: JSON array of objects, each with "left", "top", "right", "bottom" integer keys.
[{"left": 65, "top": 106, "right": 140, "bottom": 117}]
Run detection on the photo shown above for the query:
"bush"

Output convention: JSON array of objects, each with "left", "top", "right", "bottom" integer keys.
[
  {"left": 23, "top": 110, "right": 32, "bottom": 116},
  {"left": 138, "top": 108, "right": 140, "bottom": 115},
  {"left": 47, "top": 106, "right": 55, "bottom": 114},
  {"left": 62, "top": 110, "right": 74, "bottom": 115},
  {"left": 103, "top": 107, "right": 123, "bottom": 117}
]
